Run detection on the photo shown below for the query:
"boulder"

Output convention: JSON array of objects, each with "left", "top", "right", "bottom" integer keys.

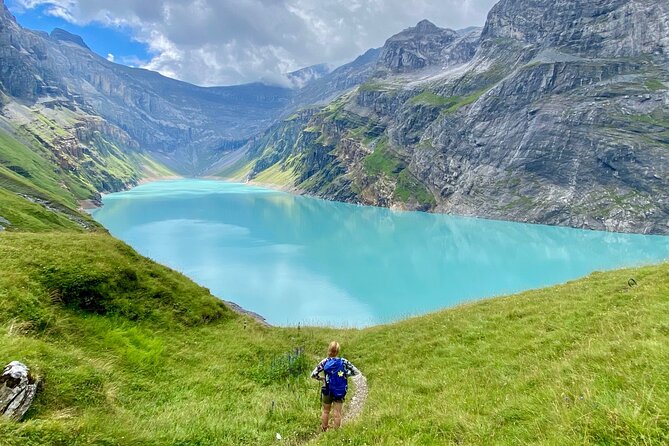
[{"left": 0, "top": 361, "right": 39, "bottom": 421}]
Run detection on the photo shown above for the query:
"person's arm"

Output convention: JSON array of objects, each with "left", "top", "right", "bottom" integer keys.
[
  {"left": 343, "top": 358, "right": 360, "bottom": 377},
  {"left": 311, "top": 359, "right": 326, "bottom": 381}
]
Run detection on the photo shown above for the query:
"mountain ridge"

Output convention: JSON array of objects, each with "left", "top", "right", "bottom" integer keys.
[
  {"left": 0, "top": 0, "right": 295, "bottom": 174},
  {"left": 3, "top": 0, "right": 669, "bottom": 234},
  {"left": 0, "top": 0, "right": 389, "bottom": 175},
  {"left": 221, "top": 1, "right": 669, "bottom": 235}
]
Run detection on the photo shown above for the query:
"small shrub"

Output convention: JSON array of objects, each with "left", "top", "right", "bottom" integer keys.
[
  {"left": 41, "top": 266, "right": 109, "bottom": 314},
  {"left": 250, "top": 348, "right": 309, "bottom": 385},
  {"left": 363, "top": 139, "right": 404, "bottom": 177},
  {"left": 394, "top": 170, "right": 436, "bottom": 207}
]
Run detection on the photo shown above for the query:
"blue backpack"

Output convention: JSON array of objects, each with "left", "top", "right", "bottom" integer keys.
[{"left": 323, "top": 358, "right": 348, "bottom": 399}]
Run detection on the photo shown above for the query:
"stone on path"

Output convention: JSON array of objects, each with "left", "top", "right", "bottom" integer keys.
[{"left": 0, "top": 361, "right": 39, "bottom": 421}]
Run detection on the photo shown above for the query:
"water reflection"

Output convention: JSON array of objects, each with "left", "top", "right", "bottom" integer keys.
[{"left": 93, "top": 179, "right": 669, "bottom": 327}]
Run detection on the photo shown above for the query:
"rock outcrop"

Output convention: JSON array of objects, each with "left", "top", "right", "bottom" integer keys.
[
  {"left": 483, "top": 0, "right": 669, "bottom": 58},
  {"left": 0, "top": 361, "right": 39, "bottom": 421}
]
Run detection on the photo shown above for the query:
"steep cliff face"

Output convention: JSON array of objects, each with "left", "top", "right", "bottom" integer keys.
[
  {"left": 483, "top": 0, "right": 669, "bottom": 57},
  {"left": 0, "top": 1, "right": 293, "bottom": 174},
  {"left": 233, "top": 1, "right": 669, "bottom": 234}
]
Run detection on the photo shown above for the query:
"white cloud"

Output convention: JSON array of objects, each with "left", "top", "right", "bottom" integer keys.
[
  {"left": 106, "top": 52, "right": 114, "bottom": 62},
  {"left": 15, "top": 0, "right": 499, "bottom": 86}
]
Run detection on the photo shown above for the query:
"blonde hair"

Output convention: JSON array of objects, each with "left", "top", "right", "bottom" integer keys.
[{"left": 327, "top": 341, "right": 340, "bottom": 357}]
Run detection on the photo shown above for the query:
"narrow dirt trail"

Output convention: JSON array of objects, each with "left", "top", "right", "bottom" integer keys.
[{"left": 342, "top": 373, "right": 368, "bottom": 424}]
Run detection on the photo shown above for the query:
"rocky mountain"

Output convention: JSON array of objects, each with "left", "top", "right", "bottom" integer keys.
[
  {"left": 0, "top": 0, "right": 390, "bottom": 176},
  {"left": 226, "top": 0, "right": 669, "bottom": 235},
  {"left": 377, "top": 19, "right": 479, "bottom": 74},
  {"left": 293, "top": 48, "right": 382, "bottom": 106},
  {"left": 3, "top": 0, "right": 668, "bottom": 234},
  {"left": 0, "top": 0, "right": 294, "bottom": 174}
]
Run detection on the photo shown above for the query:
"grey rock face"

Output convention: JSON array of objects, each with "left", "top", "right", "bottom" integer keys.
[
  {"left": 378, "top": 20, "right": 479, "bottom": 74},
  {"left": 242, "top": 2, "right": 669, "bottom": 234},
  {"left": 483, "top": 0, "right": 669, "bottom": 57},
  {"left": 0, "top": 1, "right": 292, "bottom": 174}
]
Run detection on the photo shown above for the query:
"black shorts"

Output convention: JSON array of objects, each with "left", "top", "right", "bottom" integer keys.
[{"left": 321, "top": 388, "right": 345, "bottom": 404}]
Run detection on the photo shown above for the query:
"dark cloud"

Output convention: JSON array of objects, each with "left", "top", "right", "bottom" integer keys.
[{"left": 17, "top": 0, "right": 499, "bottom": 86}]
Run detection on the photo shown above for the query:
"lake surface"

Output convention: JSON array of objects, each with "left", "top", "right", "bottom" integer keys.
[{"left": 93, "top": 179, "right": 669, "bottom": 327}]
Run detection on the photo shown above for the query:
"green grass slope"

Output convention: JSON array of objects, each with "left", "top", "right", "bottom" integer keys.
[
  {"left": 333, "top": 266, "right": 669, "bottom": 446},
  {"left": 0, "top": 232, "right": 336, "bottom": 445},
  {"left": 0, "top": 107, "right": 177, "bottom": 233},
  {"left": 0, "top": 129, "right": 98, "bottom": 232}
]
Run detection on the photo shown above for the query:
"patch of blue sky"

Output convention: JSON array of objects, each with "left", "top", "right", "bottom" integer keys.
[{"left": 5, "top": 0, "right": 150, "bottom": 66}]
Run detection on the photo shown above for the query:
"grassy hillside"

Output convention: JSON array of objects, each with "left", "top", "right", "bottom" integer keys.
[
  {"left": 0, "top": 106, "right": 178, "bottom": 233},
  {"left": 1, "top": 115, "right": 668, "bottom": 445}
]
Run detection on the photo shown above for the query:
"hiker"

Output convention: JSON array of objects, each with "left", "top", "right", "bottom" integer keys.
[{"left": 311, "top": 341, "right": 360, "bottom": 431}]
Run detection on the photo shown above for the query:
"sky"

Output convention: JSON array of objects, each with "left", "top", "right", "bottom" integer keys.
[{"left": 6, "top": 0, "right": 499, "bottom": 87}]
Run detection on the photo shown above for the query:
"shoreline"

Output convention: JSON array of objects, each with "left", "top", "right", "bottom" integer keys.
[
  {"left": 223, "top": 300, "right": 272, "bottom": 327},
  {"left": 201, "top": 175, "right": 306, "bottom": 195},
  {"left": 88, "top": 173, "right": 274, "bottom": 327},
  {"left": 91, "top": 175, "right": 669, "bottom": 330},
  {"left": 136, "top": 174, "right": 184, "bottom": 186},
  {"left": 78, "top": 175, "right": 184, "bottom": 212}
]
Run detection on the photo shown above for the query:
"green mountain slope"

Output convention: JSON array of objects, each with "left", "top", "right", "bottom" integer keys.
[{"left": 0, "top": 101, "right": 178, "bottom": 232}]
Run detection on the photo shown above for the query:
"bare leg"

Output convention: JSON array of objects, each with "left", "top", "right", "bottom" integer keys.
[
  {"left": 332, "top": 401, "right": 343, "bottom": 428},
  {"left": 321, "top": 403, "right": 331, "bottom": 431}
]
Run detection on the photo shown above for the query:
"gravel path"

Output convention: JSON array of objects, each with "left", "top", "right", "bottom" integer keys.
[{"left": 343, "top": 373, "right": 368, "bottom": 424}]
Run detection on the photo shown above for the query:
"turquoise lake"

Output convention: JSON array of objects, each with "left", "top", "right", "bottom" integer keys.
[{"left": 92, "top": 179, "right": 669, "bottom": 327}]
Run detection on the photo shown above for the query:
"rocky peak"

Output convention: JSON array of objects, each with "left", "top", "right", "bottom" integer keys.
[
  {"left": 377, "top": 19, "right": 476, "bottom": 74},
  {"left": 414, "top": 19, "right": 440, "bottom": 34},
  {"left": 482, "top": 0, "right": 669, "bottom": 57},
  {"left": 391, "top": 19, "right": 458, "bottom": 41},
  {"left": 50, "top": 28, "right": 90, "bottom": 50},
  {"left": 0, "top": 0, "right": 16, "bottom": 26}
]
